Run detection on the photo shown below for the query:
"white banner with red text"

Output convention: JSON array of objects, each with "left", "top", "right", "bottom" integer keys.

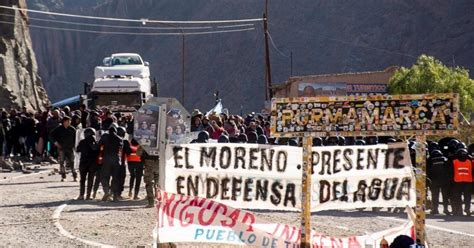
[
  {"left": 164, "top": 143, "right": 415, "bottom": 212},
  {"left": 156, "top": 190, "right": 415, "bottom": 246}
]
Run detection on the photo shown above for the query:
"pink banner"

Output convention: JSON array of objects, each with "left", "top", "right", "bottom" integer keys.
[{"left": 155, "top": 190, "right": 414, "bottom": 247}]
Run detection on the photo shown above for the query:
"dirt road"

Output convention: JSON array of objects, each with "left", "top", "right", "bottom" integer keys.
[{"left": 1, "top": 165, "right": 473, "bottom": 247}]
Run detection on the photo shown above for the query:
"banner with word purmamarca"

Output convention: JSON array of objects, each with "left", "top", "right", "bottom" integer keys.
[
  {"left": 164, "top": 143, "right": 415, "bottom": 211},
  {"left": 156, "top": 190, "right": 414, "bottom": 246}
]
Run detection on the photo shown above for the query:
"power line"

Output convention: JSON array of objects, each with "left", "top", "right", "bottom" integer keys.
[
  {"left": 0, "top": 12, "right": 255, "bottom": 30},
  {"left": 0, "top": 5, "right": 264, "bottom": 24},
  {"left": 216, "top": 23, "right": 255, "bottom": 29},
  {"left": 266, "top": 30, "right": 290, "bottom": 58},
  {"left": 0, "top": 20, "right": 256, "bottom": 36}
]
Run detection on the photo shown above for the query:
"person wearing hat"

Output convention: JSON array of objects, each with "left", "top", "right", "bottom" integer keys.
[
  {"left": 191, "top": 109, "right": 204, "bottom": 132},
  {"left": 427, "top": 149, "right": 451, "bottom": 215},
  {"left": 450, "top": 148, "right": 473, "bottom": 216},
  {"left": 102, "top": 111, "right": 115, "bottom": 131},
  {"left": 51, "top": 116, "right": 77, "bottom": 181},
  {"left": 71, "top": 114, "right": 82, "bottom": 129},
  {"left": 89, "top": 111, "right": 102, "bottom": 131},
  {"left": 191, "top": 116, "right": 204, "bottom": 132}
]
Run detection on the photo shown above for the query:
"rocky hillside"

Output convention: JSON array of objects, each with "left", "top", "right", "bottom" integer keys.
[
  {"left": 0, "top": 0, "right": 49, "bottom": 111},
  {"left": 27, "top": 0, "right": 474, "bottom": 113}
]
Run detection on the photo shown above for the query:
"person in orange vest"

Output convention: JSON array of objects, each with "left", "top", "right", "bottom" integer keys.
[
  {"left": 127, "top": 139, "right": 143, "bottom": 200},
  {"left": 450, "top": 148, "right": 473, "bottom": 216}
]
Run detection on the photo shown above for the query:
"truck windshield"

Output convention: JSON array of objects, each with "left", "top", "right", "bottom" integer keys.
[{"left": 111, "top": 55, "right": 142, "bottom": 65}]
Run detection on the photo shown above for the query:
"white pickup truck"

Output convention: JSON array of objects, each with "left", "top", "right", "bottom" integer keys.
[{"left": 89, "top": 53, "right": 155, "bottom": 112}]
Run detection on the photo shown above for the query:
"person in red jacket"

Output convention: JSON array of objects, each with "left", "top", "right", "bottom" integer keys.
[
  {"left": 127, "top": 139, "right": 143, "bottom": 200},
  {"left": 450, "top": 148, "right": 473, "bottom": 216}
]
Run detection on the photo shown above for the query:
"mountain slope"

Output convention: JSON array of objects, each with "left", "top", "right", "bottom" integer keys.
[{"left": 27, "top": 0, "right": 474, "bottom": 112}]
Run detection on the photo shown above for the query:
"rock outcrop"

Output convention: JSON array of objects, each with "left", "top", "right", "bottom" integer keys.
[{"left": 0, "top": 0, "right": 49, "bottom": 110}]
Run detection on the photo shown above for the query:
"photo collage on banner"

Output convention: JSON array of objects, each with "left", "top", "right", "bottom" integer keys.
[
  {"left": 135, "top": 97, "right": 192, "bottom": 156},
  {"left": 134, "top": 104, "right": 160, "bottom": 149},
  {"left": 271, "top": 93, "right": 459, "bottom": 137}
]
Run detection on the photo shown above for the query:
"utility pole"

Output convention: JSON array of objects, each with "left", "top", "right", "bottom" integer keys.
[
  {"left": 182, "top": 34, "right": 185, "bottom": 105},
  {"left": 263, "top": 13, "right": 273, "bottom": 101},
  {"left": 290, "top": 51, "right": 293, "bottom": 77},
  {"left": 265, "top": 0, "right": 269, "bottom": 17}
]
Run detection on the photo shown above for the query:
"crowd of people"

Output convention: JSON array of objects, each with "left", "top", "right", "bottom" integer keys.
[
  {"left": 0, "top": 104, "right": 158, "bottom": 208},
  {"left": 0, "top": 104, "right": 473, "bottom": 215}
]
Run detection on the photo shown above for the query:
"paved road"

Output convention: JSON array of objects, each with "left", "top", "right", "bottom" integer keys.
[{"left": 1, "top": 165, "right": 473, "bottom": 247}]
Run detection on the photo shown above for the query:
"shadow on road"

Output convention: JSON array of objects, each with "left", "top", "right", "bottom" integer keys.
[
  {"left": 66, "top": 199, "right": 149, "bottom": 213},
  {"left": 426, "top": 214, "right": 474, "bottom": 222},
  {"left": 0, "top": 200, "right": 70, "bottom": 209},
  {"left": 0, "top": 181, "right": 58, "bottom": 186},
  {"left": 66, "top": 206, "right": 145, "bottom": 213},
  {"left": 46, "top": 185, "right": 78, "bottom": 189}
]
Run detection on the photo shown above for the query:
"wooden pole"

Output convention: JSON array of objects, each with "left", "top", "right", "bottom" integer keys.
[
  {"left": 263, "top": 13, "right": 273, "bottom": 100},
  {"left": 415, "top": 135, "right": 427, "bottom": 246},
  {"left": 181, "top": 34, "right": 185, "bottom": 106},
  {"left": 301, "top": 135, "right": 312, "bottom": 247},
  {"left": 290, "top": 51, "right": 293, "bottom": 77}
]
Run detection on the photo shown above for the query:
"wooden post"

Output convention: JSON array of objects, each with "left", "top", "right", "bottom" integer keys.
[
  {"left": 181, "top": 34, "right": 185, "bottom": 106},
  {"left": 414, "top": 135, "right": 427, "bottom": 246},
  {"left": 301, "top": 135, "right": 312, "bottom": 248},
  {"left": 263, "top": 13, "right": 273, "bottom": 100}
]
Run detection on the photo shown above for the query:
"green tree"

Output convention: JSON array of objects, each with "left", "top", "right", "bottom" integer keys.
[{"left": 388, "top": 54, "right": 474, "bottom": 116}]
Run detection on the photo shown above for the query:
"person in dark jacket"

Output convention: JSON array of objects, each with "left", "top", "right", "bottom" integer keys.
[
  {"left": 97, "top": 125, "right": 123, "bottom": 201},
  {"left": 8, "top": 111, "right": 22, "bottom": 157},
  {"left": 0, "top": 111, "right": 5, "bottom": 156},
  {"left": 51, "top": 116, "right": 77, "bottom": 181},
  {"left": 23, "top": 112, "right": 37, "bottom": 158},
  {"left": 79, "top": 104, "right": 89, "bottom": 128},
  {"left": 101, "top": 111, "right": 114, "bottom": 131},
  {"left": 427, "top": 149, "right": 451, "bottom": 215},
  {"left": 117, "top": 127, "right": 132, "bottom": 200},
  {"left": 76, "top": 128, "right": 98, "bottom": 200},
  {"left": 89, "top": 111, "right": 102, "bottom": 131},
  {"left": 47, "top": 109, "right": 61, "bottom": 159}
]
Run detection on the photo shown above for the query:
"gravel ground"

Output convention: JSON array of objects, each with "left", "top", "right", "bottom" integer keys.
[{"left": 1, "top": 164, "right": 473, "bottom": 247}]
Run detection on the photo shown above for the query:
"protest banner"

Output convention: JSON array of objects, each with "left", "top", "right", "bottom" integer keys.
[
  {"left": 164, "top": 143, "right": 415, "bottom": 212},
  {"left": 310, "top": 142, "right": 414, "bottom": 211},
  {"left": 155, "top": 190, "right": 415, "bottom": 247},
  {"left": 164, "top": 143, "right": 301, "bottom": 211}
]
